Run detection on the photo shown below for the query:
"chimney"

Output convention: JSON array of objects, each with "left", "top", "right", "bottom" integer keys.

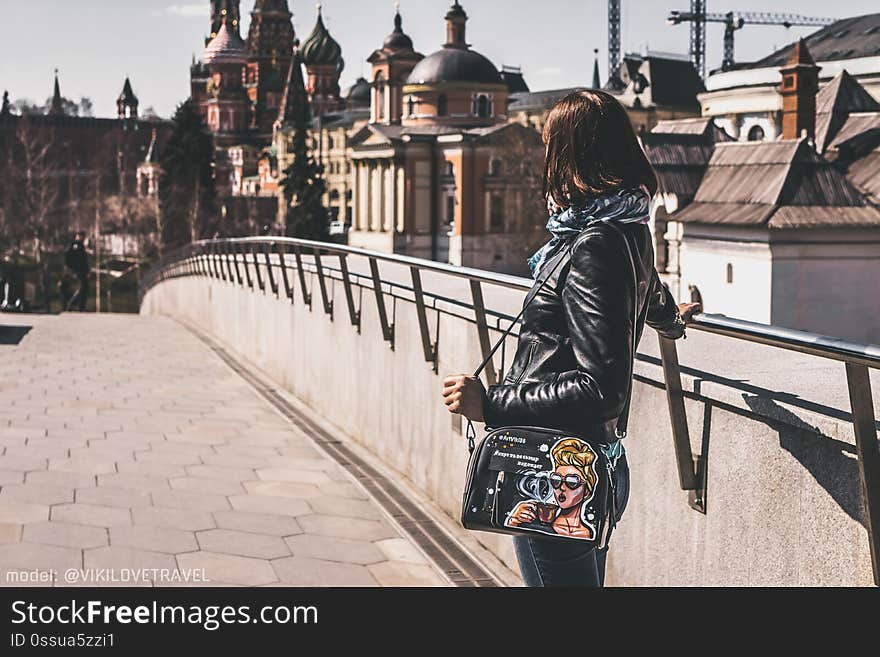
[{"left": 779, "top": 38, "right": 820, "bottom": 140}]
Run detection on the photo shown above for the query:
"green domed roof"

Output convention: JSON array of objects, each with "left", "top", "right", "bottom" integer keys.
[{"left": 301, "top": 9, "right": 344, "bottom": 72}]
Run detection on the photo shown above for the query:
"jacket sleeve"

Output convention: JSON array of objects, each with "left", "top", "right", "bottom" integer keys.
[
  {"left": 482, "top": 228, "right": 634, "bottom": 429},
  {"left": 645, "top": 268, "right": 685, "bottom": 339}
]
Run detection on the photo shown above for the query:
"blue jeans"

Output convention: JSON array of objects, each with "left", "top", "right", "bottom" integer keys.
[
  {"left": 514, "top": 535, "right": 608, "bottom": 587},
  {"left": 513, "top": 454, "right": 629, "bottom": 587}
]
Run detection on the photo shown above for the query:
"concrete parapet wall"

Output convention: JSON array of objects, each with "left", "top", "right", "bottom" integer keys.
[{"left": 142, "top": 265, "right": 877, "bottom": 586}]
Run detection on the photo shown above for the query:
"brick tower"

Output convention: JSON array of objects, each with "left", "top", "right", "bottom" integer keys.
[{"left": 779, "top": 39, "right": 820, "bottom": 140}]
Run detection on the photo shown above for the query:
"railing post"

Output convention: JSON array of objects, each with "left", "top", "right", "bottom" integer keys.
[
  {"left": 411, "top": 266, "right": 437, "bottom": 371},
  {"left": 292, "top": 246, "right": 312, "bottom": 308},
  {"left": 658, "top": 334, "right": 705, "bottom": 512},
  {"left": 845, "top": 362, "right": 880, "bottom": 587},
  {"left": 231, "top": 243, "right": 243, "bottom": 286},
  {"left": 216, "top": 242, "right": 227, "bottom": 282},
  {"left": 338, "top": 254, "right": 360, "bottom": 328},
  {"left": 312, "top": 249, "right": 333, "bottom": 318},
  {"left": 224, "top": 242, "right": 235, "bottom": 282},
  {"left": 470, "top": 280, "right": 497, "bottom": 385},
  {"left": 370, "top": 258, "right": 394, "bottom": 348},
  {"left": 252, "top": 245, "right": 265, "bottom": 292},
  {"left": 242, "top": 243, "right": 254, "bottom": 290},
  {"left": 264, "top": 242, "right": 279, "bottom": 296},
  {"left": 276, "top": 242, "right": 294, "bottom": 301}
]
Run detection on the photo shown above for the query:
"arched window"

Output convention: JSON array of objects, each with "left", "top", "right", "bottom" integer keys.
[
  {"left": 328, "top": 135, "right": 335, "bottom": 150},
  {"left": 747, "top": 125, "right": 765, "bottom": 142},
  {"left": 490, "top": 159, "right": 503, "bottom": 176},
  {"left": 437, "top": 94, "right": 448, "bottom": 117},
  {"left": 726, "top": 263, "right": 734, "bottom": 284},
  {"left": 475, "top": 94, "right": 490, "bottom": 118},
  {"left": 374, "top": 72, "right": 386, "bottom": 121},
  {"left": 407, "top": 96, "right": 417, "bottom": 117},
  {"left": 444, "top": 161, "right": 455, "bottom": 178}
]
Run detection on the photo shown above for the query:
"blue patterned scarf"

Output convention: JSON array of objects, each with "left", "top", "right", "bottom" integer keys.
[{"left": 527, "top": 186, "right": 652, "bottom": 278}]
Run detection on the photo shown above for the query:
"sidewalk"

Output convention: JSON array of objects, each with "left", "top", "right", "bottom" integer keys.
[{"left": 0, "top": 314, "right": 448, "bottom": 587}]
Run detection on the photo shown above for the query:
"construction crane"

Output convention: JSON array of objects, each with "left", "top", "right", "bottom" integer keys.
[
  {"left": 608, "top": 0, "right": 621, "bottom": 84},
  {"left": 668, "top": 7, "right": 836, "bottom": 76}
]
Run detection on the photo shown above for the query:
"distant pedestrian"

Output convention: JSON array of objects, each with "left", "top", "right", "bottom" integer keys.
[{"left": 64, "top": 232, "right": 90, "bottom": 312}]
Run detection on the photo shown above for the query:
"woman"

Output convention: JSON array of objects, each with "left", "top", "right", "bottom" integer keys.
[{"left": 441, "top": 90, "right": 700, "bottom": 587}]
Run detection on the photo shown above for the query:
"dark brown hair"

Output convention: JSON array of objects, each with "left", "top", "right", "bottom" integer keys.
[{"left": 542, "top": 90, "right": 657, "bottom": 208}]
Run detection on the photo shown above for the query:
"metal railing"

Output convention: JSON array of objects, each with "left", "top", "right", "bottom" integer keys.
[{"left": 140, "top": 237, "right": 880, "bottom": 586}]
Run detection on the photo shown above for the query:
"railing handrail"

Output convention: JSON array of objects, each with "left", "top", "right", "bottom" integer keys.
[
  {"left": 194, "top": 237, "right": 530, "bottom": 290},
  {"left": 148, "top": 236, "right": 880, "bottom": 371},
  {"left": 139, "top": 234, "right": 880, "bottom": 586}
]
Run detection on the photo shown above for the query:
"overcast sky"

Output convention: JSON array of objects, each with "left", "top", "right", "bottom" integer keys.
[{"left": 1, "top": 0, "right": 876, "bottom": 117}]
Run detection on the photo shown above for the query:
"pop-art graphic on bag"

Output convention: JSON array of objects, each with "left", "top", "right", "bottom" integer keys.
[{"left": 502, "top": 438, "right": 599, "bottom": 539}]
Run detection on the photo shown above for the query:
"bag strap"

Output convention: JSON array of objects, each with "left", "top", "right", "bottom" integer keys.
[{"left": 466, "top": 222, "right": 646, "bottom": 451}]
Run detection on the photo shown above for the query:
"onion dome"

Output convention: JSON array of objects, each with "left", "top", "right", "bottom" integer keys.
[
  {"left": 301, "top": 7, "right": 344, "bottom": 73},
  {"left": 345, "top": 77, "right": 371, "bottom": 107},
  {"left": 204, "top": 18, "right": 247, "bottom": 65},
  {"left": 383, "top": 9, "right": 414, "bottom": 52},
  {"left": 406, "top": 48, "right": 502, "bottom": 86}
]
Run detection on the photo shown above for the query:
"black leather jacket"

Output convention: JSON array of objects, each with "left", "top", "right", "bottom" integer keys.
[{"left": 482, "top": 221, "right": 684, "bottom": 437}]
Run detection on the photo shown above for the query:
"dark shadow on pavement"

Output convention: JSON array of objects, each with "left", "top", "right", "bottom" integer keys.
[{"left": 0, "top": 325, "right": 31, "bottom": 345}]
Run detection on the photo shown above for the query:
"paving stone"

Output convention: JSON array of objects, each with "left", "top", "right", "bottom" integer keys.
[
  {"left": 0, "top": 542, "right": 81, "bottom": 574},
  {"left": 374, "top": 538, "right": 430, "bottom": 565},
  {"left": 0, "top": 523, "right": 22, "bottom": 544},
  {"left": 110, "top": 525, "right": 199, "bottom": 554},
  {"left": 52, "top": 503, "right": 132, "bottom": 528},
  {"left": 116, "top": 461, "right": 188, "bottom": 478},
  {"left": 317, "top": 482, "right": 370, "bottom": 500},
  {"left": 23, "top": 521, "right": 108, "bottom": 549},
  {"left": 4, "top": 444, "right": 70, "bottom": 460},
  {"left": 298, "top": 515, "right": 398, "bottom": 541},
  {"left": 185, "top": 465, "right": 257, "bottom": 481},
  {"left": 151, "top": 490, "right": 231, "bottom": 512},
  {"left": 271, "top": 556, "right": 377, "bottom": 586},
  {"left": 228, "top": 494, "right": 311, "bottom": 517},
  {"left": 75, "top": 487, "right": 153, "bottom": 508},
  {"left": 212, "top": 510, "right": 302, "bottom": 536},
  {"left": 132, "top": 507, "right": 216, "bottom": 532},
  {"left": 254, "top": 468, "right": 333, "bottom": 485},
  {"left": 0, "top": 469, "right": 24, "bottom": 486},
  {"left": 367, "top": 561, "right": 446, "bottom": 587},
  {"left": 84, "top": 546, "right": 177, "bottom": 586},
  {"left": 177, "top": 552, "right": 278, "bottom": 586},
  {"left": 196, "top": 529, "right": 290, "bottom": 559},
  {"left": 284, "top": 534, "right": 386, "bottom": 565},
  {"left": 134, "top": 449, "right": 204, "bottom": 466},
  {"left": 0, "top": 455, "right": 48, "bottom": 472},
  {"left": 49, "top": 457, "right": 118, "bottom": 476},
  {"left": 97, "top": 473, "right": 170, "bottom": 493},
  {"left": 0, "top": 483, "right": 74, "bottom": 506},
  {"left": 307, "top": 495, "right": 385, "bottom": 520},
  {"left": 25, "top": 469, "right": 96, "bottom": 489},
  {"left": 169, "top": 476, "right": 244, "bottom": 496},
  {"left": 243, "top": 480, "right": 322, "bottom": 499}
]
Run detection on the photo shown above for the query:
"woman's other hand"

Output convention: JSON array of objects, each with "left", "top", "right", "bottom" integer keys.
[
  {"left": 442, "top": 374, "right": 485, "bottom": 422},
  {"left": 677, "top": 302, "right": 702, "bottom": 324}
]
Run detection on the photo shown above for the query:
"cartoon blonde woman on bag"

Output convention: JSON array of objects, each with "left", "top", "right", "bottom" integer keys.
[{"left": 506, "top": 438, "right": 599, "bottom": 539}]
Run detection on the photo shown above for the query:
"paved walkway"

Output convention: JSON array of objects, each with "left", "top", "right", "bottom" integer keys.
[{"left": 0, "top": 314, "right": 447, "bottom": 587}]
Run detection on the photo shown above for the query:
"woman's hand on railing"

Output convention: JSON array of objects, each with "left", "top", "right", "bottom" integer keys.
[
  {"left": 678, "top": 302, "right": 702, "bottom": 324},
  {"left": 442, "top": 374, "right": 486, "bottom": 422}
]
